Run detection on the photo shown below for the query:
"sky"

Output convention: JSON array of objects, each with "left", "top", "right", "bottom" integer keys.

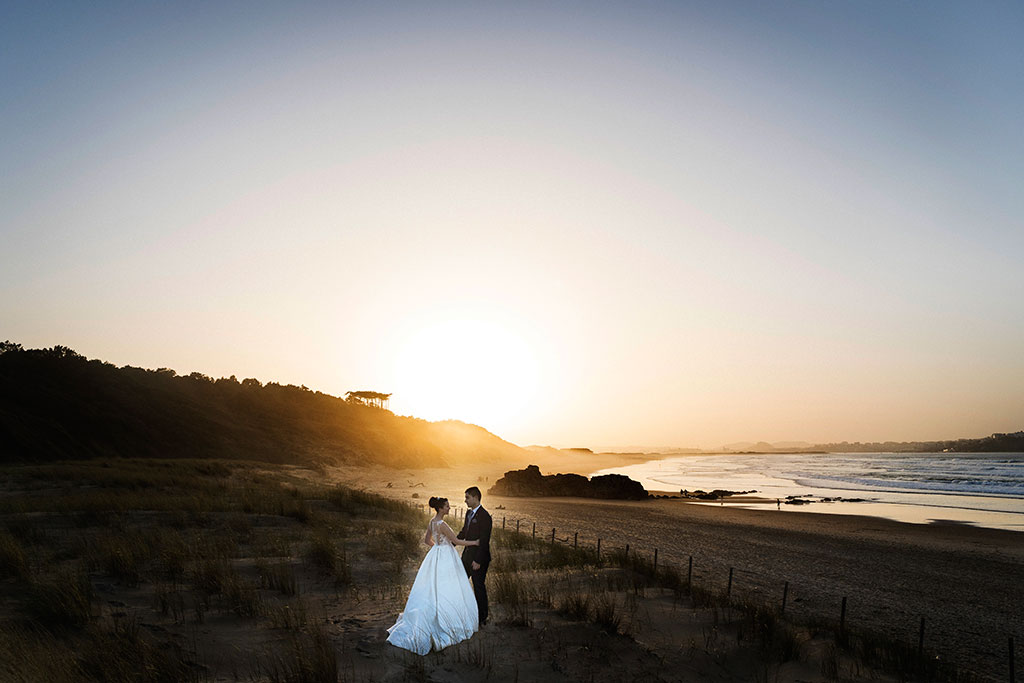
[{"left": 2, "top": 1, "right": 1023, "bottom": 450}]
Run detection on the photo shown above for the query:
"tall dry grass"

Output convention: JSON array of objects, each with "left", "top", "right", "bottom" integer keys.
[{"left": 0, "top": 456, "right": 432, "bottom": 681}]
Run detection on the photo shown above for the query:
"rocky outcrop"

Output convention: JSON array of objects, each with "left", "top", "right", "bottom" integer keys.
[{"left": 488, "top": 465, "right": 649, "bottom": 500}]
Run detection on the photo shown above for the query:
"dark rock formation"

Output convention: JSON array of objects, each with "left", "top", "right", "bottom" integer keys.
[{"left": 488, "top": 465, "right": 649, "bottom": 500}]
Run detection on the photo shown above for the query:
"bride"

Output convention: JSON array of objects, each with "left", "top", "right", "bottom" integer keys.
[{"left": 386, "top": 496, "right": 480, "bottom": 654}]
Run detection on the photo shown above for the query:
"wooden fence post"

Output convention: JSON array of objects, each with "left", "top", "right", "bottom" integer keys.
[
  {"left": 839, "top": 597, "right": 847, "bottom": 635},
  {"left": 532, "top": 522, "right": 536, "bottom": 539},
  {"left": 625, "top": 543, "right": 630, "bottom": 556},
  {"left": 687, "top": 556, "right": 693, "bottom": 587},
  {"left": 502, "top": 516, "right": 505, "bottom": 530},
  {"left": 727, "top": 567, "right": 733, "bottom": 596},
  {"left": 1009, "top": 636, "right": 1015, "bottom": 683},
  {"left": 597, "top": 538, "right": 601, "bottom": 562},
  {"left": 654, "top": 548, "right": 658, "bottom": 572},
  {"left": 782, "top": 581, "right": 789, "bottom": 612},
  {"left": 574, "top": 532, "right": 578, "bottom": 549},
  {"left": 516, "top": 519, "right": 520, "bottom": 533},
  {"left": 551, "top": 528, "right": 556, "bottom": 544}
]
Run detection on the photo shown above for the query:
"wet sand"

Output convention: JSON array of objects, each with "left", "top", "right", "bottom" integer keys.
[{"left": 328, "top": 460, "right": 1024, "bottom": 681}]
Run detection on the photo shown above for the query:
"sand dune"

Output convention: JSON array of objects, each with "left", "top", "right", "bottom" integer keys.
[{"left": 330, "top": 460, "right": 1023, "bottom": 681}]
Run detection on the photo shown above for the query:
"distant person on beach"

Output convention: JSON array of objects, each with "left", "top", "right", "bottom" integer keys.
[
  {"left": 457, "top": 486, "right": 492, "bottom": 626},
  {"left": 385, "top": 496, "right": 480, "bottom": 654}
]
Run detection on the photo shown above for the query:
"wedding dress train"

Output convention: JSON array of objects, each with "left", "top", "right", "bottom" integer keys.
[{"left": 386, "top": 519, "right": 479, "bottom": 654}]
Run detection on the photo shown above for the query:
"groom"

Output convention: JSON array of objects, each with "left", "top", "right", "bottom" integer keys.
[{"left": 456, "top": 486, "right": 492, "bottom": 626}]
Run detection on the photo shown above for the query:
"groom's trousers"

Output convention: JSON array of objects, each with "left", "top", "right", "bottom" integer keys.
[{"left": 464, "top": 562, "right": 489, "bottom": 624}]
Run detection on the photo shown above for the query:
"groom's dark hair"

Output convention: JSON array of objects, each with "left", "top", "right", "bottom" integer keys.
[{"left": 465, "top": 486, "right": 481, "bottom": 500}]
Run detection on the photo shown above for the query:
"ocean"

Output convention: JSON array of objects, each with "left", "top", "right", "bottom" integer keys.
[{"left": 594, "top": 452, "right": 1024, "bottom": 531}]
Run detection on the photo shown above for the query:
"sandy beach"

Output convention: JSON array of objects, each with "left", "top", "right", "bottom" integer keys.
[
  {"left": 3, "top": 455, "right": 1019, "bottom": 682},
  {"left": 329, "top": 459, "right": 1024, "bottom": 681}
]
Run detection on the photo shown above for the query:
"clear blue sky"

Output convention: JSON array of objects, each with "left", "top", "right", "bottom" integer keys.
[{"left": 3, "top": 1, "right": 1022, "bottom": 448}]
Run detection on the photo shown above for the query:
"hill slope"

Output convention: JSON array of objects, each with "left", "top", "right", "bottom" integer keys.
[{"left": 0, "top": 342, "right": 525, "bottom": 467}]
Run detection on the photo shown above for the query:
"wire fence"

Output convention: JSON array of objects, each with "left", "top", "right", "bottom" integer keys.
[{"left": 408, "top": 501, "right": 1018, "bottom": 683}]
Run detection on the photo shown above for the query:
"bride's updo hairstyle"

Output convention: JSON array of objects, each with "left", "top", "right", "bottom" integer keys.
[{"left": 428, "top": 496, "right": 448, "bottom": 512}]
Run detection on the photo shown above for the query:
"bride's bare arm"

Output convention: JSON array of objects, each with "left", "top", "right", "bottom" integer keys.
[
  {"left": 422, "top": 525, "right": 434, "bottom": 547},
  {"left": 440, "top": 522, "right": 479, "bottom": 547}
]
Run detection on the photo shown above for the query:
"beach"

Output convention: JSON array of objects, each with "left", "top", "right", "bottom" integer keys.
[
  {"left": 5, "top": 455, "right": 1017, "bottom": 681},
  {"left": 597, "top": 451, "right": 1024, "bottom": 531},
  {"left": 331, "top": 458, "right": 1024, "bottom": 681}
]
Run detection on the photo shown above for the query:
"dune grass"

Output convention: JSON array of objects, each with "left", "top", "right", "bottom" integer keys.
[
  {"left": 256, "top": 622, "right": 337, "bottom": 683},
  {"left": 0, "top": 456, "right": 426, "bottom": 682},
  {"left": 0, "top": 528, "right": 28, "bottom": 579},
  {"left": 25, "top": 566, "right": 96, "bottom": 631}
]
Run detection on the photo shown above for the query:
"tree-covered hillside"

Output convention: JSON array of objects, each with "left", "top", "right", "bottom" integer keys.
[{"left": 0, "top": 341, "right": 525, "bottom": 467}]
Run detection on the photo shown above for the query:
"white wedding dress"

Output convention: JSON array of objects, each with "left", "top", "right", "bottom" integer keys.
[{"left": 386, "top": 518, "right": 479, "bottom": 654}]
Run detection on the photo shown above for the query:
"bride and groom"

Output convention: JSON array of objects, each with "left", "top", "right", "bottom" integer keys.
[{"left": 386, "top": 486, "right": 492, "bottom": 655}]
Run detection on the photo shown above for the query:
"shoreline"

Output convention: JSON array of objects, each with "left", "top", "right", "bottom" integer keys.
[
  {"left": 327, "top": 450, "right": 1024, "bottom": 533},
  {"left": 595, "top": 451, "right": 1024, "bottom": 532}
]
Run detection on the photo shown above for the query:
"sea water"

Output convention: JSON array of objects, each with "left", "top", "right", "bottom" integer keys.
[{"left": 593, "top": 452, "right": 1024, "bottom": 531}]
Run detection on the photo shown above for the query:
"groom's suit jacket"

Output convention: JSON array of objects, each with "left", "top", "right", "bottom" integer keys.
[{"left": 456, "top": 505, "right": 492, "bottom": 568}]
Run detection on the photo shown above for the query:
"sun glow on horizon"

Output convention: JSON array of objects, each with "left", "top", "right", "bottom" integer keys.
[{"left": 389, "top": 317, "right": 542, "bottom": 434}]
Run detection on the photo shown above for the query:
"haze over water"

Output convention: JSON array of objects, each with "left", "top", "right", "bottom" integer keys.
[{"left": 597, "top": 452, "right": 1024, "bottom": 531}]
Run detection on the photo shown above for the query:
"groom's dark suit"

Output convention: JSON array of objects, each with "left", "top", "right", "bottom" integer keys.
[{"left": 456, "top": 505, "right": 492, "bottom": 624}]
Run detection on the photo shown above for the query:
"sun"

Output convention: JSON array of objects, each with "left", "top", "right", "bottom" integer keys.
[{"left": 390, "top": 317, "right": 540, "bottom": 432}]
